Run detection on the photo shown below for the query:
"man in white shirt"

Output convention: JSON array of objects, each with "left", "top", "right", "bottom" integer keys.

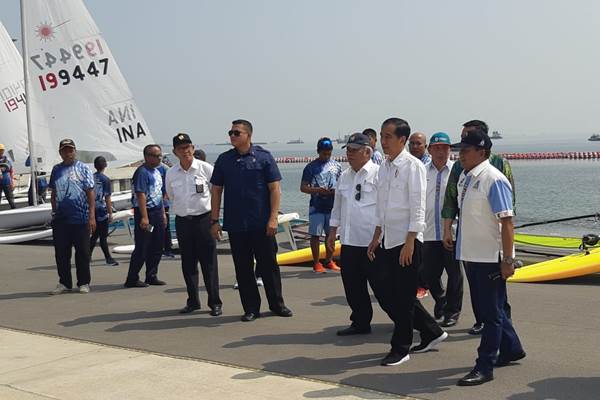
[
  {"left": 328, "top": 133, "right": 380, "bottom": 336},
  {"left": 165, "top": 133, "right": 222, "bottom": 316},
  {"left": 453, "top": 129, "right": 525, "bottom": 386},
  {"left": 367, "top": 118, "right": 447, "bottom": 367},
  {"left": 422, "top": 132, "right": 463, "bottom": 327}
]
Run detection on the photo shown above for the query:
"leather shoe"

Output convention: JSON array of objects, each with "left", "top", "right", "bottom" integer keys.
[
  {"left": 179, "top": 305, "right": 200, "bottom": 314},
  {"left": 468, "top": 322, "right": 484, "bottom": 335},
  {"left": 210, "top": 305, "right": 223, "bottom": 317},
  {"left": 433, "top": 301, "right": 446, "bottom": 320},
  {"left": 336, "top": 326, "right": 371, "bottom": 336},
  {"left": 496, "top": 350, "right": 526, "bottom": 367},
  {"left": 270, "top": 306, "right": 293, "bottom": 317},
  {"left": 241, "top": 312, "right": 260, "bottom": 322},
  {"left": 145, "top": 279, "right": 166, "bottom": 286},
  {"left": 124, "top": 280, "right": 148, "bottom": 288},
  {"left": 457, "top": 370, "right": 494, "bottom": 386},
  {"left": 440, "top": 314, "right": 459, "bottom": 327}
]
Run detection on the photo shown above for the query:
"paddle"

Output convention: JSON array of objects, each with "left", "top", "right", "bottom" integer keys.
[{"left": 514, "top": 213, "right": 600, "bottom": 229}]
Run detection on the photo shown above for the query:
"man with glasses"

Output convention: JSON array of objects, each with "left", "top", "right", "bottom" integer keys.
[
  {"left": 124, "top": 144, "right": 167, "bottom": 288},
  {"left": 165, "top": 133, "right": 222, "bottom": 316},
  {"left": 328, "top": 133, "right": 380, "bottom": 336},
  {"left": 301, "top": 137, "right": 342, "bottom": 273},
  {"left": 210, "top": 119, "right": 292, "bottom": 322}
]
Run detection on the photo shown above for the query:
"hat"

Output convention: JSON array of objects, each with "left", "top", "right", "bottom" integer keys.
[
  {"left": 453, "top": 129, "right": 492, "bottom": 150},
  {"left": 173, "top": 133, "right": 192, "bottom": 147},
  {"left": 317, "top": 137, "right": 333, "bottom": 151},
  {"left": 429, "top": 132, "right": 451, "bottom": 146},
  {"left": 0, "top": 143, "right": 5, "bottom": 150},
  {"left": 342, "top": 133, "right": 370, "bottom": 148},
  {"left": 59, "top": 138, "right": 76, "bottom": 150}
]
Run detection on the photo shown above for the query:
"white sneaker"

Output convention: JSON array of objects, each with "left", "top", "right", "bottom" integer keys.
[
  {"left": 50, "top": 283, "right": 69, "bottom": 295},
  {"left": 256, "top": 277, "right": 264, "bottom": 287},
  {"left": 233, "top": 282, "right": 239, "bottom": 290},
  {"left": 79, "top": 284, "right": 90, "bottom": 294}
]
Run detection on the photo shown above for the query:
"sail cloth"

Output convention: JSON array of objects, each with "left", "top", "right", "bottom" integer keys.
[
  {"left": 22, "top": 0, "right": 155, "bottom": 166},
  {"left": 0, "top": 21, "right": 55, "bottom": 173}
]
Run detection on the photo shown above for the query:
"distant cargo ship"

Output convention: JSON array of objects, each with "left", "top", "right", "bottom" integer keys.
[
  {"left": 588, "top": 134, "right": 600, "bottom": 141},
  {"left": 286, "top": 139, "right": 304, "bottom": 144},
  {"left": 491, "top": 131, "right": 503, "bottom": 139},
  {"left": 336, "top": 134, "right": 351, "bottom": 144}
]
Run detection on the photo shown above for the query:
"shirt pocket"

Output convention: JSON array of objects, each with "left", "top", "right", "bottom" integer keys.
[
  {"left": 358, "top": 181, "right": 377, "bottom": 207},
  {"left": 193, "top": 176, "right": 209, "bottom": 197},
  {"left": 242, "top": 163, "right": 265, "bottom": 189},
  {"left": 466, "top": 190, "right": 488, "bottom": 216},
  {"left": 337, "top": 183, "right": 352, "bottom": 200}
]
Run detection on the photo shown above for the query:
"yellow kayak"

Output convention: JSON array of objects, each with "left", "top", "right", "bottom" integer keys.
[
  {"left": 277, "top": 241, "right": 341, "bottom": 265},
  {"left": 509, "top": 247, "right": 600, "bottom": 282},
  {"left": 514, "top": 233, "right": 593, "bottom": 249}
]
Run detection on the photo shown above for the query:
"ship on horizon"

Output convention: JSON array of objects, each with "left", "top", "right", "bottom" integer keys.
[
  {"left": 491, "top": 131, "right": 503, "bottom": 139},
  {"left": 286, "top": 138, "right": 304, "bottom": 144},
  {"left": 588, "top": 134, "right": 600, "bottom": 141}
]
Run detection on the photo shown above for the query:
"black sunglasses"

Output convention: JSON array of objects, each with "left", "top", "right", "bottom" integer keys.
[
  {"left": 355, "top": 184, "right": 361, "bottom": 201},
  {"left": 228, "top": 130, "right": 243, "bottom": 137}
]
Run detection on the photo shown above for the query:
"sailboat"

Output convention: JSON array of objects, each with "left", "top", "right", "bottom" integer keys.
[{"left": 0, "top": 0, "right": 156, "bottom": 236}]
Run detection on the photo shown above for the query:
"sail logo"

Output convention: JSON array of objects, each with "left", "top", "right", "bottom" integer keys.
[{"left": 35, "top": 22, "right": 55, "bottom": 42}]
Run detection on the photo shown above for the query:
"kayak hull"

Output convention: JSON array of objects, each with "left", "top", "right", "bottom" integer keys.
[{"left": 509, "top": 247, "right": 600, "bottom": 282}]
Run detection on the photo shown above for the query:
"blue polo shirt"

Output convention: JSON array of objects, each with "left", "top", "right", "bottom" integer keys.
[
  {"left": 211, "top": 145, "right": 281, "bottom": 233},
  {"left": 49, "top": 160, "right": 95, "bottom": 224},
  {"left": 94, "top": 172, "right": 112, "bottom": 221},
  {"left": 0, "top": 155, "right": 13, "bottom": 186},
  {"left": 131, "top": 165, "right": 163, "bottom": 211}
]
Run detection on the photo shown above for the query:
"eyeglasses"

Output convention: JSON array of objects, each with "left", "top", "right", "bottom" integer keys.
[
  {"left": 355, "top": 184, "right": 361, "bottom": 201},
  {"left": 228, "top": 130, "right": 243, "bottom": 137}
]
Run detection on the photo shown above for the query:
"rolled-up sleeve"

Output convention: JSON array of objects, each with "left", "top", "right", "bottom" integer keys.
[{"left": 408, "top": 161, "right": 426, "bottom": 233}]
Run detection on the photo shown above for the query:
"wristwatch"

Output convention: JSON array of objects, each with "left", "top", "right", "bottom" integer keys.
[
  {"left": 210, "top": 219, "right": 220, "bottom": 226},
  {"left": 502, "top": 256, "right": 515, "bottom": 265}
]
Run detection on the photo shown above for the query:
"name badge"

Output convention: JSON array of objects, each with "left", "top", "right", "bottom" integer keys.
[{"left": 196, "top": 183, "right": 204, "bottom": 193}]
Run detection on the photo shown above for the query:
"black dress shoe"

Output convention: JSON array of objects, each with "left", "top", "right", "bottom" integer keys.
[
  {"left": 270, "top": 306, "right": 293, "bottom": 317},
  {"left": 440, "top": 314, "right": 459, "bottom": 327},
  {"left": 457, "top": 370, "right": 493, "bottom": 386},
  {"left": 210, "top": 305, "right": 223, "bottom": 317},
  {"left": 336, "top": 326, "right": 371, "bottom": 336},
  {"left": 241, "top": 312, "right": 260, "bottom": 322},
  {"left": 106, "top": 258, "right": 119, "bottom": 266},
  {"left": 496, "top": 350, "right": 526, "bottom": 367},
  {"left": 179, "top": 305, "right": 200, "bottom": 314},
  {"left": 124, "top": 280, "right": 149, "bottom": 288},
  {"left": 468, "top": 322, "right": 484, "bottom": 335},
  {"left": 434, "top": 301, "right": 446, "bottom": 320},
  {"left": 145, "top": 279, "right": 166, "bottom": 286}
]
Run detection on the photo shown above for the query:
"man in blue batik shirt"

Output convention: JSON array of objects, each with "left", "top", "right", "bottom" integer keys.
[
  {"left": 89, "top": 156, "right": 118, "bottom": 266},
  {"left": 301, "top": 137, "right": 342, "bottom": 273},
  {"left": 49, "top": 139, "right": 96, "bottom": 295},
  {"left": 124, "top": 144, "right": 168, "bottom": 288}
]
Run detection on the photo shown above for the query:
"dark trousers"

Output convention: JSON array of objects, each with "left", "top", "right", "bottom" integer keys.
[
  {"left": 175, "top": 214, "right": 221, "bottom": 308},
  {"left": 421, "top": 241, "right": 464, "bottom": 317},
  {"left": 465, "top": 261, "right": 523, "bottom": 374},
  {"left": 52, "top": 221, "right": 91, "bottom": 288},
  {"left": 164, "top": 208, "right": 173, "bottom": 252},
  {"left": 371, "top": 240, "right": 443, "bottom": 355},
  {"left": 0, "top": 184, "right": 15, "bottom": 209},
  {"left": 126, "top": 208, "right": 165, "bottom": 283},
  {"left": 340, "top": 245, "right": 376, "bottom": 329},
  {"left": 90, "top": 219, "right": 112, "bottom": 261},
  {"left": 228, "top": 230, "right": 285, "bottom": 314}
]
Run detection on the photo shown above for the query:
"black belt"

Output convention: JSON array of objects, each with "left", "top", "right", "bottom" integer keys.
[{"left": 176, "top": 211, "right": 211, "bottom": 220}]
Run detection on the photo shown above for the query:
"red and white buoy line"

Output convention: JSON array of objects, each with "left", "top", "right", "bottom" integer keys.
[{"left": 274, "top": 152, "right": 600, "bottom": 163}]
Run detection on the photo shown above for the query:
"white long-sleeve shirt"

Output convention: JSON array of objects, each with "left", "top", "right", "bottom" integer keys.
[
  {"left": 165, "top": 158, "right": 213, "bottom": 217},
  {"left": 376, "top": 149, "right": 426, "bottom": 249},
  {"left": 329, "top": 160, "right": 379, "bottom": 247}
]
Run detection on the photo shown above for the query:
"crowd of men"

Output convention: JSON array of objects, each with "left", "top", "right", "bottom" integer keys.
[{"left": 37, "top": 116, "right": 524, "bottom": 387}]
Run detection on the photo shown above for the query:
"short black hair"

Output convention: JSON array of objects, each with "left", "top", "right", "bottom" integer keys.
[
  {"left": 94, "top": 156, "right": 107, "bottom": 170},
  {"left": 463, "top": 119, "right": 489, "bottom": 134},
  {"left": 193, "top": 149, "right": 206, "bottom": 161},
  {"left": 362, "top": 128, "right": 377, "bottom": 139},
  {"left": 232, "top": 119, "right": 253, "bottom": 134},
  {"left": 381, "top": 118, "right": 411, "bottom": 139},
  {"left": 143, "top": 144, "right": 161, "bottom": 156}
]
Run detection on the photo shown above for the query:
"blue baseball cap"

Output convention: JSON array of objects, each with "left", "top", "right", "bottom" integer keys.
[
  {"left": 317, "top": 137, "right": 333, "bottom": 151},
  {"left": 429, "top": 132, "right": 451, "bottom": 146}
]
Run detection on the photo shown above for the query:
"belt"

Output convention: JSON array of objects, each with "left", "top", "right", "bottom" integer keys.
[{"left": 176, "top": 211, "right": 210, "bottom": 220}]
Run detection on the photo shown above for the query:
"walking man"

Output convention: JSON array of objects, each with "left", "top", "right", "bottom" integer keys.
[
  {"left": 124, "top": 144, "right": 167, "bottom": 288},
  {"left": 328, "top": 133, "right": 380, "bottom": 336},
  {"left": 422, "top": 132, "right": 463, "bottom": 326},
  {"left": 453, "top": 128, "right": 525, "bottom": 386},
  {"left": 49, "top": 139, "right": 95, "bottom": 294},
  {"left": 210, "top": 119, "right": 292, "bottom": 322},
  {"left": 300, "top": 137, "right": 342, "bottom": 273},
  {"left": 89, "top": 156, "right": 118, "bottom": 266},
  {"left": 165, "top": 133, "right": 222, "bottom": 316},
  {"left": 367, "top": 118, "right": 447, "bottom": 366},
  {"left": 0, "top": 143, "right": 16, "bottom": 209}
]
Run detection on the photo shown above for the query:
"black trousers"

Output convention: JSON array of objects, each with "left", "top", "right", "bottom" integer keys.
[
  {"left": 228, "top": 230, "right": 285, "bottom": 314},
  {"left": 175, "top": 213, "right": 221, "bottom": 308},
  {"left": 126, "top": 208, "right": 165, "bottom": 283},
  {"left": 90, "top": 219, "right": 111, "bottom": 261},
  {"left": 421, "top": 241, "right": 464, "bottom": 317},
  {"left": 164, "top": 207, "right": 173, "bottom": 252},
  {"left": 371, "top": 240, "right": 443, "bottom": 356},
  {"left": 340, "top": 245, "right": 376, "bottom": 329},
  {"left": 52, "top": 221, "right": 91, "bottom": 288},
  {"left": 0, "top": 184, "right": 15, "bottom": 209}
]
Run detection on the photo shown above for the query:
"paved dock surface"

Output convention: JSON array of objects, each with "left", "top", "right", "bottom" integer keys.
[{"left": 1, "top": 231, "right": 600, "bottom": 399}]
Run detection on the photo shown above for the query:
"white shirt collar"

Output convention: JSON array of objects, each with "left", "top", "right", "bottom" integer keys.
[
  {"left": 467, "top": 159, "right": 490, "bottom": 178},
  {"left": 427, "top": 159, "right": 452, "bottom": 172},
  {"left": 176, "top": 158, "right": 201, "bottom": 173}
]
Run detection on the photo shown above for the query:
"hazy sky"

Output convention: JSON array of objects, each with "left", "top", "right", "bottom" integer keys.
[{"left": 2, "top": 0, "right": 599, "bottom": 145}]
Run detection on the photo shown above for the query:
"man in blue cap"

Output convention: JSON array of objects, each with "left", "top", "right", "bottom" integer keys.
[{"left": 421, "top": 132, "right": 463, "bottom": 327}]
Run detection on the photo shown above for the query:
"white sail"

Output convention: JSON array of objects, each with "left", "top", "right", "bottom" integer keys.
[
  {"left": 0, "top": 21, "right": 55, "bottom": 173},
  {"left": 21, "top": 0, "right": 155, "bottom": 166}
]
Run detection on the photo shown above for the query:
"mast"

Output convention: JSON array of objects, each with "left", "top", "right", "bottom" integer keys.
[{"left": 20, "top": 0, "right": 38, "bottom": 206}]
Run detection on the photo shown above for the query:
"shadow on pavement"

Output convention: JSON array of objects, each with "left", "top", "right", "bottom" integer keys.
[
  {"left": 106, "top": 315, "right": 243, "bottom": 332},
  {"left": 507, "top": 377, "right": 600, "bottom": 400}
]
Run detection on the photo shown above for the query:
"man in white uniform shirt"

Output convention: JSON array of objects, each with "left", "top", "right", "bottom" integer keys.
[
  {"left": 165, "top": 133, "right": 222, "bottom": 316},
  {"left": 367, "top": 118, "right": 447, "bottom": 367},
  {"left": 453, "top": 129, "right": 525, "bottom": 386},
  {"left": 328, "top": 133, "right": 380, "bottom": 336},
  {"left": 422, "top": 132, "right": 463, "bottom": 327}
]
